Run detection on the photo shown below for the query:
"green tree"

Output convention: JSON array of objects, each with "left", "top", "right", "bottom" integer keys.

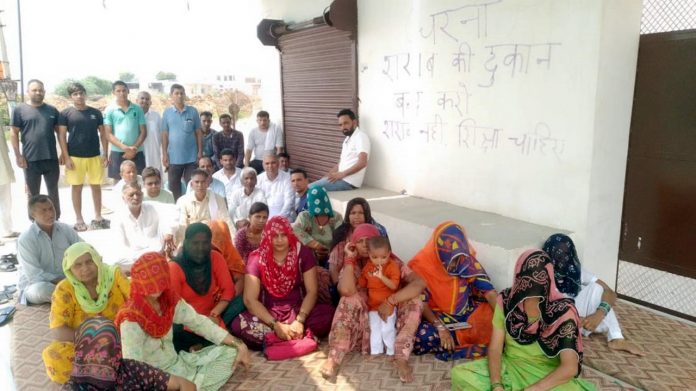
[
  {"left": 155, "top": 71, "right": 177, "bottom": 81},
  {"left": 119, "top": 72, "right": 136, "bottom": 82},
  {"left": 81, "top": 76, "right": 112, "bottom": 96},
  {"left": 54, "top": 76, "right": 112, "bottom": 97},
  {"left": 54, "top": 78, "right": 79, "bottom": 97}
]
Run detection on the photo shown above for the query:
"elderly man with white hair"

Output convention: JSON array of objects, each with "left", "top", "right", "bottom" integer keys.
[
  {"left": 256, "top": 152, "right": 293, "bottom": 219},
  {"left": 112, "top": 181, "right": 177, "bottom": 273},
  {"left": 228, "top": 167, "right": 267, "bottom": 230}
]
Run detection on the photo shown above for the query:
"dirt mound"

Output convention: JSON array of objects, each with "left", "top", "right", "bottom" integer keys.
[{"left": 44, "top": 89, "right": 255, "bottom": 120}]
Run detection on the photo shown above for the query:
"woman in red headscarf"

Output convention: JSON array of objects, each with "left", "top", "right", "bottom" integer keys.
[
  {"left": 115, "top": 252, "right": 250, "bottom": 391},
  {"left": 320, "top": 223, "right": 427, "bottom": 383},
  {"left": 230, "top": 216, "right": 335, "bottom": 350}
]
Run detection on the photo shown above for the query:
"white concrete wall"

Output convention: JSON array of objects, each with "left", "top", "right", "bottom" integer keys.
[
  {"left": 260, "top": 0, "right": 332, "bottom": 24},
  {"left": 261, "top": 0, "right": 641, "bottom": 285},
  {"left": 583, "top": 1, "right": 642, "bottom": 284},
  {"left": 356, "top": 0, "right": 640, "bottom": 285}
]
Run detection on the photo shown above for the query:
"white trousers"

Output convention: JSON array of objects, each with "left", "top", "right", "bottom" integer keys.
[
  {"left": 368, "top": 309, "right": 397, "bottom": 355},
  {"left": 0, "top": 183, "right": 13, "bottom": 236},
  {"left": 23, "top": 281, "right": 56, "bottom": 305},
  {"left": 574, "top": 281, "right": 623, "bottom": 341}
]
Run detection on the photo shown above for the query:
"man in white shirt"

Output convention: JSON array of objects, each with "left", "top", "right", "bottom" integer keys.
[
  {"left": 113, "top": 181, "right": 176, "bottom": 273},
  {"left": 213, "top": 148, "right": 242, "bottom": 201},
  {"left": 244, "top": 110, "right": 284, "bottom": 174},
  {"left": 229, "top": 167, "right": 267, "bottom": 229},
  {"left": 137, "top": 91, "right": 163, "bottom": 174},
  {"left": 312, "top": 108, "right": 370, "bottom": 191},
  {"left": 257, "top": 152, "right": 293, "bottom": 219},
  {"left": 176, "top": 169, "right": 232, "bottom": 236},
  {"left": 184, "top": 156, "right": 226, "bottom": 198}
]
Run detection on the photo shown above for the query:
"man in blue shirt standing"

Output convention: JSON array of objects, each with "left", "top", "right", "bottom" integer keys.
[
  {"left": 103, "top": 81, "right": 147, "bottom": 180},
  {"left": 161, "top": 84, "right": 202, "bottom": 200}
]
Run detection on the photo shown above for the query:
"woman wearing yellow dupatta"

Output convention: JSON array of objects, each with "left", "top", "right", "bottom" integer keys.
[
  {"left": 42, "top": 242, "right": 130, "bottom": 384},
  {"left": 408, "top": 221, "right": 498, "bottom": 361}
]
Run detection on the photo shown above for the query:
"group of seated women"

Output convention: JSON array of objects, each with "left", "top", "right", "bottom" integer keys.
[{"left": 40, "top": 186, "right": 641, "bottom": 390}]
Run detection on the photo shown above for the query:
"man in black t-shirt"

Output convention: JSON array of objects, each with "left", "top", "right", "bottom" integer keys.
[
  {"left": 57, "top": 82, "right": 110, "bottom": 231},
  {"left": 10, "top": 79, "right": 63, "bottom": 219}
]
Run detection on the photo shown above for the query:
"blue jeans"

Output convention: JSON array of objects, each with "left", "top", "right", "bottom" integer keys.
[{"left": 310, "top": 177, "right": 356, "bottom": 191}]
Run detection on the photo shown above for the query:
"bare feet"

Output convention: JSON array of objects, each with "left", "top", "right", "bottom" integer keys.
[
  {"left": 320, "top": 359, "right": 338, "bottom": 380},
  {"left": 188, "top": 343, "right": 204, "bottom": 353},
  {"left": 608, "top": 338, "right": 645, "bottom": 356},
  {"left": 394, "top": 358, "right": 414, "bottom": 383}
]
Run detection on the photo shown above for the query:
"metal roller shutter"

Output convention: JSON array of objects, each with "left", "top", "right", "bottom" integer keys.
[{"left": 278, "top": 25, "right": 357, "bottom": 181}]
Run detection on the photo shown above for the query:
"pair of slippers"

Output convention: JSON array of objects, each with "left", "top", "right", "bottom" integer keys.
[
  {"left": 0, "top": 305, "right": 16, "bottom": 327},
  {"left": 74, "top": 219, "right": 111, "bottom": 232},
  {"left": 0, "top": 254, "right": 17, "bottom": 272},
  {"left": 0, "top": 285, "right": 17, "bottom": 304}
]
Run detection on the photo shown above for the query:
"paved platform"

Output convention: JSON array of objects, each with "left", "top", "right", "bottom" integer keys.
[{"left": 329, "top": 187, "right": 568, "bottom": 289}]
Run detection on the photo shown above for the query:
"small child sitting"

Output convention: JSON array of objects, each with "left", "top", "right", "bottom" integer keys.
[{"left": 358, "top": 236, "right": 401, "bottom": 357}]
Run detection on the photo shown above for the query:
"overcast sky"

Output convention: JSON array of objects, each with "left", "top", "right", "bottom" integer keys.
[{"left": 0, "top": 0, "right": 278, "bottom": 92}]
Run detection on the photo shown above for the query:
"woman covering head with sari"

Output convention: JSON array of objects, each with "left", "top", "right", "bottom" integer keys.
[
  {"left": 543, "top": 234, "right": 644, "bottom": 356},
  {"left": 292, "top": 185, "right": 343, "bottom": 264},
  {"left": 230, "top": 216, "right": 335, "bottom": 350},
  {"left": 409, "top": 221, "right": 498, "bottom": 361},
  {"left": 209, "top": 219, "right": 245, "bottom": 293},
  {"left": 116, "top": 252, "right": 250, "bottom": 391},
  {"left": 451, "top": 250, "right": 596, "bottom": 391},
  {"left": 328, "top": 197, "right": 388, "bottom": 284},
  {"left": 43, "top": 242, "right": 130, "bottom": 384},
  {"left": 321, "top": 223, "right": 426, "bottom": 383},
  {"left": 209, "top": 219, "right": 246, "bottom": 312},
  {"left": 62, "top": 317, "right": 195, "bottom": 390},
  {"left": 169, "top": 223, "right": 238, "bottom": 352}
]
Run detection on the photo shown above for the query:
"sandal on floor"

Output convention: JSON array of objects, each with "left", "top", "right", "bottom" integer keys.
[
  {"left": 0, "top": 263, "right": 16, "bottom": 273},
  {"left": 0, "top": 305, "right": 16, "bottom": 326},
  {"left": 90, "top": 219, "right": 110, "bottom": 230},
  {"left": 73, "top": 222, "right": 89, "bottom": 232},
  {"left": 2, "top": 232, "right": 20, "bottom": 238},
  {"left": 1, "top": 254, "right": 18, "bottom": 265},
  {"left": 3, "top": 285, "right": 17, "bottom": 294},
  {"left": 0, "top": 292, "right": 10, "bottom": 304}
]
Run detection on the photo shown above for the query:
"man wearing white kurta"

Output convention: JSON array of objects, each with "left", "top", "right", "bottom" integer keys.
[
  {"left": 229, "top": 167, "right": 266, "bottom": 229},
  {"left": 213, "top": 148, "right": 242, "bottom": 200},
  {"left": 113, "top": 181, "right": 176, "bottom": 272},
  {"left": 176, "top": 169, "right": 232, "bottom": 240},
  {"left": 257, "top": 153, "right": 293, "bottom": 219},
  {"left": 137, "top": 91, "right": 163, "bottom": 174},
  {"left": 312, "top": 108, "right": 370, "bottom": 191}
]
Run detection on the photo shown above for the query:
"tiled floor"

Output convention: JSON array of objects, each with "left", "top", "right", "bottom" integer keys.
[{"left": 3, "top": 139, "right": 696, "bottom": 389}]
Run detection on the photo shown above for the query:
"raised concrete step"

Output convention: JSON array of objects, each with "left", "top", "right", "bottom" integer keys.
[{"left": 329, "top": 187, "right": 568, "bottom": 290}]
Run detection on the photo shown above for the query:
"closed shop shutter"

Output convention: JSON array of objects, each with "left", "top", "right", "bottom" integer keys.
[{"left": 278, "top": 25, "right": 357, "bottom": 181}]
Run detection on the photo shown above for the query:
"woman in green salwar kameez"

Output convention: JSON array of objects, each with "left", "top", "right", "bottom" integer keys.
[
  {"left": 451, "top": 250, "right": 596, "bottom": 391},
  {"left": 116, "top": 252, "right": 251, "bottom": 391}
]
